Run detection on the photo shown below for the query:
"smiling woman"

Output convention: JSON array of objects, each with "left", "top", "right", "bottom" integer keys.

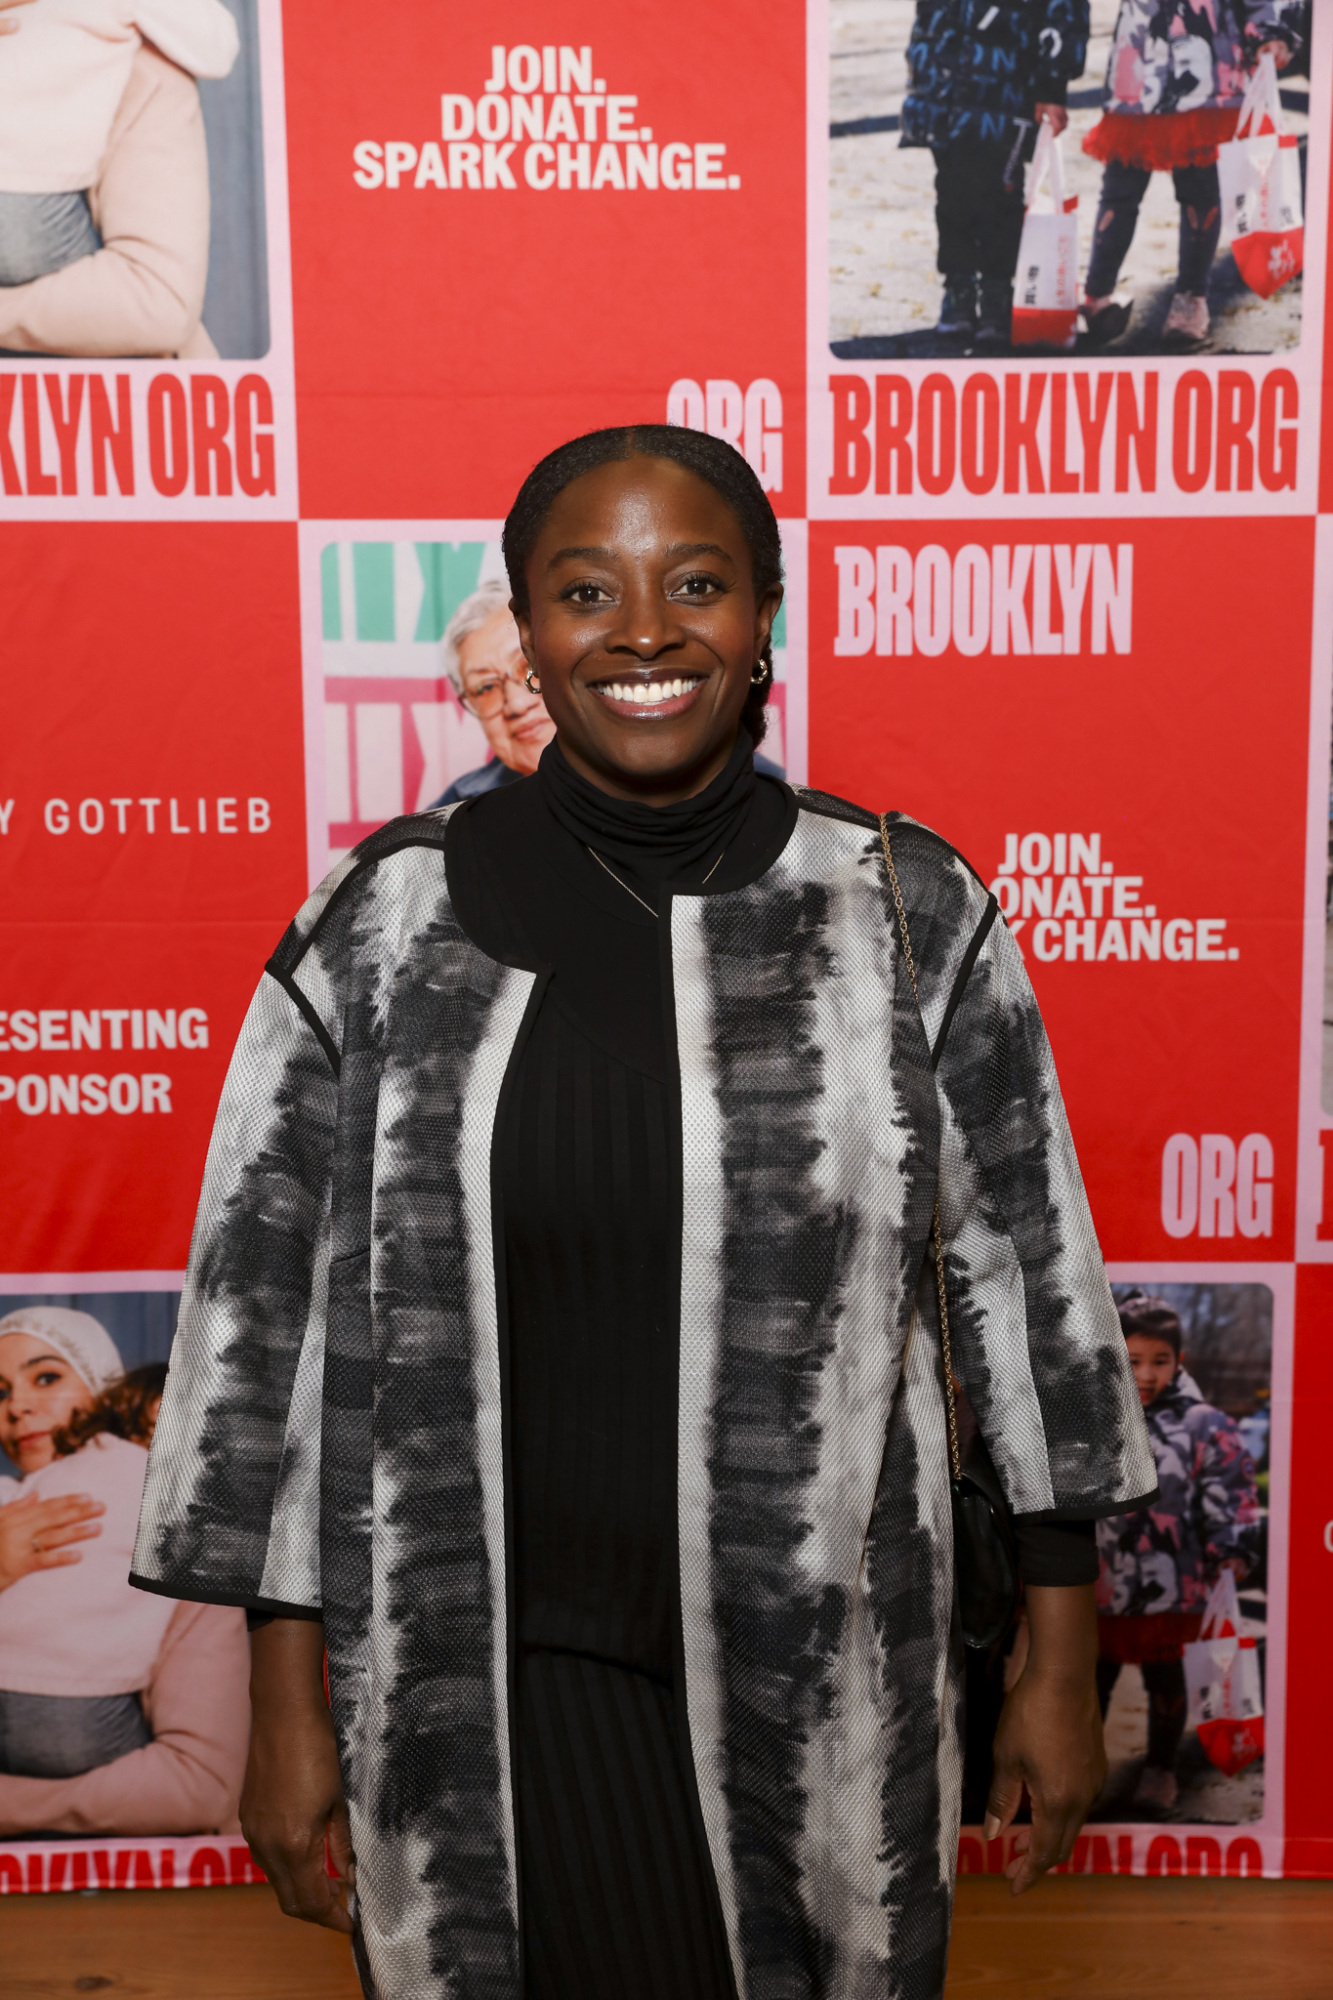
[{"left": 133, "top": 428, "right": 1155, "bottom": 2000}]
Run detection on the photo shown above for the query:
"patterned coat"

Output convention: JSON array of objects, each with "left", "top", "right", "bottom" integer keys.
[
  {"left": 901, "top": 0, "right": 1090, "bottom": 149},
  {"left": 1096, "top": 1367, "right": 1259, "bottom": 1616},
  {"left": 1100, "top": 0, "right": 1301, "bottom": 117},
  {"left": 132, "top": 790, "right": 1154, "bottom": 2000}
]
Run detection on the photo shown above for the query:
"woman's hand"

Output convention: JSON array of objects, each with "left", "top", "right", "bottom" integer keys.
[
  {"left": 984, "top": 1583, "right": 1106, "bottom": 1896},
  {"left": 0, "top": 1490, "right": 105, "bottom": 1591},
  {"left": 241, "top": 1618, "right": 354, "bottom": 1934},
  {"left": 1035, "top": 103, "right": 1069, "bottom": 138}
]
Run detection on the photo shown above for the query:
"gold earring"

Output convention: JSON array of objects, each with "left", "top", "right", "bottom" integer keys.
[
  {"left": 524, "top": 667, "right": 541, "bottom": 695},
  {"left": 750, "top": 658, "right": 770, "bottom": 687}
]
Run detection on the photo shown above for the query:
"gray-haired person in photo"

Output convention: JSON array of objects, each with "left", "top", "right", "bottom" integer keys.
[
  {"left": 430, "top": 578, "right": 785, "bottom": 808},
  {"left": 426, "top": 580, "right": 557, "bottom": 806}
]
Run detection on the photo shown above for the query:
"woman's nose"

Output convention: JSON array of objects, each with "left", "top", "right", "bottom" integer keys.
[{"left": 607, "top": 583, "right": 680, "bottom": 658}]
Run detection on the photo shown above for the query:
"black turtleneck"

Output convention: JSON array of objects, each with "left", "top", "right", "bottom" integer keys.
[
  {"left": 539, "top": 729, "right": 761, "bottom": 897},
  {"left": 444, "top": 742, "right": 1091, "bottom": 2000}
]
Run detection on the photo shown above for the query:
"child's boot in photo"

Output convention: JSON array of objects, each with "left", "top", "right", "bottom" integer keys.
[
  {"left": 935, "top": 272, "right": 978, "bottom": 349},
  {"left": 975, "top": 277, "right": 1013, "bottom": 354},
  {"left": 1162, "top": 292, "right": 1210, "bottom": 349},
  {"left": 1080, "top": 295, "right": 1133, "bottom": 348}
]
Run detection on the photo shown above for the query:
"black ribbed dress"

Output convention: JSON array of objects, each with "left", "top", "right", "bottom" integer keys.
[
  {"left": 447, "top": 737, "right": 1096, "bottom": 1999},
  {"left": 448, "top": 736, "right": 786, "bottom": 2000}
]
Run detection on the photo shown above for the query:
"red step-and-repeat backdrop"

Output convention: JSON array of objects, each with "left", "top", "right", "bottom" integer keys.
[{"left": 2, "top": 0, "right": 1331, "bottom": 1895}]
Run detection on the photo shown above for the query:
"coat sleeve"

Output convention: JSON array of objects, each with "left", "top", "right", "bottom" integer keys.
[
  {"left": 0, "top": 48, "right": 212, "bottom": 359},
  {"left": 132, "top": 903, "right": 343, "bottom": 1617},
  {"left": 911, "top": 861, "right": 1155, "bottom": 1520},
  {"left": 1034, "top": 0, "right": 1090, "bottom": 103},
  {"left": 1193, "top": 1411, "right": 1261, "bottom": 1576},
  {"left": 0, "top": 1600, "right": 249, "bottom": 1837},
  {"left": 133, "top": 0, "right": 240, "bottom": 80}
]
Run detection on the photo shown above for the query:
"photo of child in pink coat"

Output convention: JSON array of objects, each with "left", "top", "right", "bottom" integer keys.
[{"left": 0, "top": 1302, "right": 249, "bottom": 1836}]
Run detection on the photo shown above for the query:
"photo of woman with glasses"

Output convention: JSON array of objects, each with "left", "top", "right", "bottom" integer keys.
[{"left": 428, "top": 580, "right": 557, "bottom": 806}]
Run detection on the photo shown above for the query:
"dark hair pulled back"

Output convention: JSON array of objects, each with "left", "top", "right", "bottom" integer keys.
[
  {"left": 502, "top": 424, "right": 784, "bottom": 747},
  {"left": 1116, "top": 1290, "right": 1183, "bottom": 1357}
]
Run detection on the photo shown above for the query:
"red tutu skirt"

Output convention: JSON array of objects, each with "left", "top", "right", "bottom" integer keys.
[
  {"left": 1083, "top": 108, "right": 1241, "bottom": 172},
  {"left": 1098, "top": 1611, "right": 1204, "bottom": 1665}
]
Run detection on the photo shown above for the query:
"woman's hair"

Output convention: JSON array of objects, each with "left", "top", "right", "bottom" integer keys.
[
  {"left": 53, "top": 1361, "right": 168, "bottom": 1456},
  {"left": 441, "top": 578, "right": 513, "bottom": 699},
  {"left": 502, "top": 425, "right": 784, "bottom": 747},
  {"left": 1116, "top": 1290, "right": 1183, "bottom": 1357}
]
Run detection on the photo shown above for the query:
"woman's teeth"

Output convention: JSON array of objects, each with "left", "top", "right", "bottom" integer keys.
[{"left": 603, "top": 678, "right": 700, "bottom": 706}]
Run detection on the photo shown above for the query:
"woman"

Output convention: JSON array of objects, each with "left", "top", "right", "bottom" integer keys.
[
  {"left": 1081, "top": 0, "right": 1300, "bottom": 350},
  {"left": 0, "top": 1305, "right": 247, "bottom": 1832},
  {"left": 133, "top": 426, "right": 1155, "bottom": 2000}
]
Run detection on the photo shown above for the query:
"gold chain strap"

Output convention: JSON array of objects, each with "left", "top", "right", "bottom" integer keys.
[{"left": 879, "top": 815, "right": 963, "bottom": 1485}]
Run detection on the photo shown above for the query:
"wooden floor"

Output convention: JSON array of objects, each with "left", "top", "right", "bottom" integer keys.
[{"left": 3, "top": 1875, "right": 1330, "bottom": 1998}]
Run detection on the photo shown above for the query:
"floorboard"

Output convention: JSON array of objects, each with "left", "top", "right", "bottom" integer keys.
[
  {"left": 1, "top": 1875, "right": 1329, "bottom": 1999},
  {"left": 946, "top": 1876, "right": 1332, "bottom": 1999}
]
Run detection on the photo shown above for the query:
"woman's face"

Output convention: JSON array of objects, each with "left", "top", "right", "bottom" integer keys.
[
  {"left": 0, "top": 1333, "right": 96, "bottom": 1473},
  {"left": 1125, "top": 1334, "right": 1178, "bottom": 1409},
  {"left": 514, "top": 455, "right": 781, "bottom": 803}
]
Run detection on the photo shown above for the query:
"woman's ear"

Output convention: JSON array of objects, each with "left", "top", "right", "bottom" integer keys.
[
  {"left": 756, "top": 583, "right": 783, "bottom": 655},
  {"left": 510, "top": 597, "right": 536, "bottom": 666}
]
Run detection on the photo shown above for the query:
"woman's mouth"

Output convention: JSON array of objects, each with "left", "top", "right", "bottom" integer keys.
[{"left": 592, "top": 675, "right": 704, "bottom": 719}]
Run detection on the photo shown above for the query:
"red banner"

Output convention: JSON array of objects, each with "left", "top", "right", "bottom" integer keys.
[{"left": 0, "top": 0, "right": 1328, "bottom": 1889}]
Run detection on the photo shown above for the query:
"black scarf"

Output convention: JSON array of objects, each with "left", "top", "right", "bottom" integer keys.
[{"left": 538, "top": 733, "right": 756, "bottom": 894}]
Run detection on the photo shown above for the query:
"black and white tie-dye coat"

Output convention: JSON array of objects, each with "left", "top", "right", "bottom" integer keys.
[{"left": 133, "top": 787, "right": 1154, "bottom": 2000}]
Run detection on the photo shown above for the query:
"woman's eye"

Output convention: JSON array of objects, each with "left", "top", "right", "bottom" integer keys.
[
  {"left": 566, "top": 582, "right": 611, "bottom": 606},
  {"left": 34, "top": 1371, "right": 62, "bottom": 1387},
  {"left": 674, "top": 573, "right": 723, "bottom": 599}
]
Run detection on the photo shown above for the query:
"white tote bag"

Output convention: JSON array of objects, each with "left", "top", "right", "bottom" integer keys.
[
  {"left": 1183, "top": 1570, "right": 1265, "bottom": 1777},
  {"left": 1011, "top": 125, "right": 1079, "bottom": 350},
  {"left": 1218, "top": 52, "right": 1303, "bottom": 299}
]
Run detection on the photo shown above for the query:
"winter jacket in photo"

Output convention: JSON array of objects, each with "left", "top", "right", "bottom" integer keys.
[
  {"left": 1096, "top": 1367, "right": 1260, "bottom": 1617},
  {"left": 1100, "top": 0, "right": 1302, "bottom": 118},
  {"left": 901, "top": 0, "right": 1091, "bottom": 149}
]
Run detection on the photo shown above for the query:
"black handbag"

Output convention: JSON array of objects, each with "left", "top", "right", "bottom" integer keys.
[{"left": 880, "top": 817, "right": 1021, "bottom": 1651}]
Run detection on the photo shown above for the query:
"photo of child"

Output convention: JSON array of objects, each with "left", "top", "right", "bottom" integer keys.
[
  {"left": 0, "top": 0, "right": 270, "bottom": 359},
  {"left": 0, "top": 1308, "right": 179, "bottom": 1779},
  {"left": 0, "top": 1296, "right": 248, "bottom": 1838},
  {"left": 0, "top": 0, "right": 238, "bottom": 288},
  {"left": 1082, "top": 1, "right": 1301, "bottom": 349},
  {"left": 1092, "top": 1284, "right": 1268, "bottom": 1823},
  {"left": 898, "top": 0, "right": 1090, "bottom": 352},
  {"left": 829, "top": 0, "right": 1310, "bottom": 358}
]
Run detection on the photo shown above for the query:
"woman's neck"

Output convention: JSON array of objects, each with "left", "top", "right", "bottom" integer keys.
[{"left": 551, "top": 729, "right": 742, "bottom": 808}]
